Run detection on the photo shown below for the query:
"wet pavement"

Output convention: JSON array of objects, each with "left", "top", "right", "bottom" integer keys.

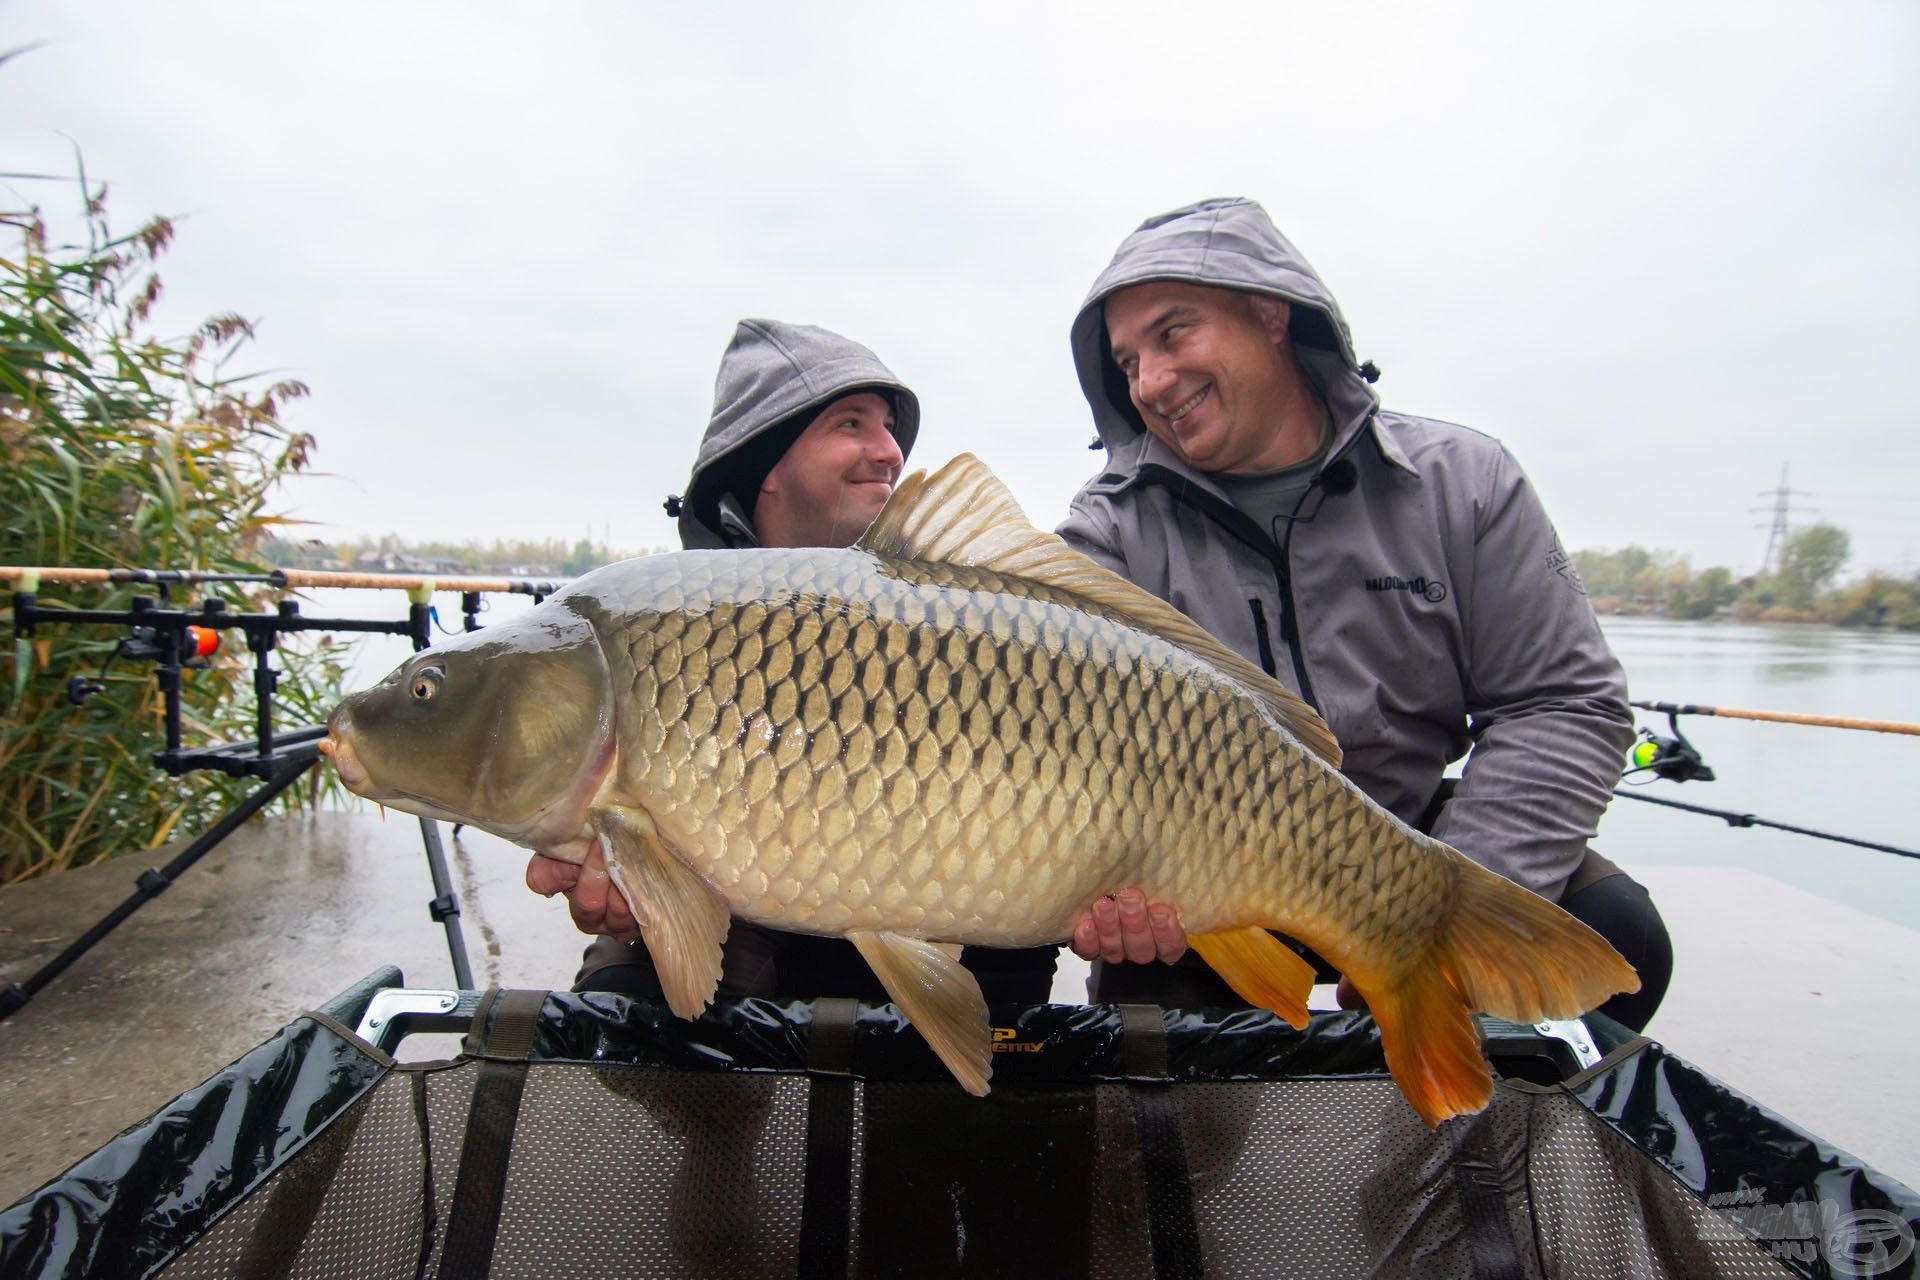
[
  {"left": 0, "top": 811, "right": 587, "bottom": 1206},
  {"left": 1, "top": 816, "right": 1915, "bottom": 1207}
]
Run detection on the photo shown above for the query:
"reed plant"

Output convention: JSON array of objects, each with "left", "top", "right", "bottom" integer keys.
[{"left": 1, "top": 166, "right": 346, "bottom": 882}]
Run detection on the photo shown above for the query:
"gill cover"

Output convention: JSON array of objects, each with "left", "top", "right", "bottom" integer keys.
[{"left": 331, "top": 606, "right": 612, "bottom": 836}]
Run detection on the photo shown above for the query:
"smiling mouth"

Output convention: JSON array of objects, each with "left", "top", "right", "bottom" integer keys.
[{"left": 1161, "top": 385, "right": 1210, "bottom": 430}]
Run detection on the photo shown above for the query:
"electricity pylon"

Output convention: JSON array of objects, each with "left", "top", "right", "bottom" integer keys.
[{"left": 1750, "top": 464, "right": 1815, "bottom": 575}]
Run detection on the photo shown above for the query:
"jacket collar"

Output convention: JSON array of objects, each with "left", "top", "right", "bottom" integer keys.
[{"left": 1306, "top": 345, "right": 1416, "bottom": 477}]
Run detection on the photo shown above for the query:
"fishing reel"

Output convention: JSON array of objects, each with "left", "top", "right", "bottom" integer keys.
[{"left": 1626, "top": 714, "right": 1716, "bottom": 784}]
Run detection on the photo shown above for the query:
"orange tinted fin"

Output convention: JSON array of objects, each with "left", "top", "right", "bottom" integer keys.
[
  {"left": 1431, "top": 854, "right": 1640, "bottom": 1024},
  {"left": 1187, "top": 927, "right": 1315, "bottom": 1029},
  {"left": 1353, "top": 850, "right": 1643, "bottom": 1127},
  {"left": 1360, "top": 961, "right": 1493, "bottom": 1127}
]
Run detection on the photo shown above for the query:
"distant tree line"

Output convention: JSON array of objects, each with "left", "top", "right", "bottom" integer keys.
[
  {"left": 1574, "top": 525, "right": 1918, "bottom": 629},
  {"left": 262, "top": 533, "right": 663, "bottom": 578}
]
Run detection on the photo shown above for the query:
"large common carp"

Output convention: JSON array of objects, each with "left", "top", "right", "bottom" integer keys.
[{"left": 322, "top": 454, "right": 1636, "bottom": 1124}]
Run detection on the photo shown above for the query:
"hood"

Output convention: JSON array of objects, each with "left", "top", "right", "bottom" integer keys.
[
  {"left": 1070, "top": 197, "right": 1379, "bottom": 456},
  {"left": 675, "top": 319, "right": 921, "bottom": 549}
]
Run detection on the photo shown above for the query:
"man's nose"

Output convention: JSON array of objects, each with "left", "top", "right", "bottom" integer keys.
[
  {"left": 870, "top": 426, "right": 904, "bottom": 468},
  {"left": 1134, "top": 352, "right": 1175, "bottom": 408}
]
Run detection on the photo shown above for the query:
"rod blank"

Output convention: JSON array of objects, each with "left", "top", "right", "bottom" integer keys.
[
  {"left": 1633, "top": 699, "right": 1920, "bottom": 738},
  {"left": 1, "top": 564, "right": 566, "bottom": 595}
]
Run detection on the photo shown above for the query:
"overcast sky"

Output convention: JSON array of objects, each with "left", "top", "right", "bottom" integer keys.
[{"left": 6, "top": 2, "right": 1916, "bottom": 575}]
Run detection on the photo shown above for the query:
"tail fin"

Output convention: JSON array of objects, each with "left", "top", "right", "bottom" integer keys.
[
  {"left": 1435, "top": 855, "right": 1641, "bottom": 1024},
  {"left": 1359, "top": 854, "right": 1640, "bottom": 1127}
]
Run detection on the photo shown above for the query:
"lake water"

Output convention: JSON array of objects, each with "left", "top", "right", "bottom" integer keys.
[
  {"left": 320, "top": 590, "right": 1919, "bottom": 929},
  {"left": 1594, "top": 616, "right": 1920, "bottom": 931}
]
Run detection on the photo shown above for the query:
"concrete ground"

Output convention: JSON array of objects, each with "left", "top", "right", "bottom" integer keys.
[
  {"left": 0, "top": 811, "right": 588, "bottom": 1207},
  {"left": 1, "top": 813, "right": 1915, "bottom": 1207}
]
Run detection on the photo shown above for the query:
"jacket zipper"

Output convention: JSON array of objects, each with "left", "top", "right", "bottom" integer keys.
[
  {"left": 1136, "top": 463, "right": 1321, "bottom": 710},
  {"left": 1248, "top": 599, "right": 1278, "bottom": 676},
  {"left": 1134, "top": 430, "right": 1368, "bottom": 714}
]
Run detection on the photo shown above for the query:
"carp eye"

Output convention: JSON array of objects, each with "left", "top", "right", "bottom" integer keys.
[{"left": 410, "top": 667, "right": 443, "bottom": 701}]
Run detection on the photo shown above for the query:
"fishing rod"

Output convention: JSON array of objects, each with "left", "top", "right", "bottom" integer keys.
[
  {"left": 0, "top": 568, "right": 505, "bottom": 1022},
  {"left": 0, "top": 564, "right": 568, "bottom": 598},
  {"left": 1615, "top": 706, "right": 1919, "bottom": 862},
  {"left": 1632, "top": 699, "right": 1920, "bottom": 738},
  {"left": 1609, "top": 789, "right": 1919, "bottom": 862}
]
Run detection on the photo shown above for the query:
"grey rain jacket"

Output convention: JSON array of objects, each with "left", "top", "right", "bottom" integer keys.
[
  {"left": 1059, "top": 198, "right": 1631, "bottom": 900},
  {"left": 675, "top": 319, "right": 921, "bottom": 550}
]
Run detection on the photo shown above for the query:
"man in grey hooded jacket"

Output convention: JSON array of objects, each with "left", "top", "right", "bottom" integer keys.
[
  {"left": 525, "top": 319, "right": 1057, "bottom": 1005},
  {"left": 1060, "top": 199, "right": 1669, "bottom": 1029}
]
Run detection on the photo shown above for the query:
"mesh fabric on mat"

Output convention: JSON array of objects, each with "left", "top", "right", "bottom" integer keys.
[{"left": 154, "top": 1061, "right": 1804, "bottom": 1280}]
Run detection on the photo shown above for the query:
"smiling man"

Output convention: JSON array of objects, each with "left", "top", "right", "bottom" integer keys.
[
  {"left": 524, "top": 319, "right": 1058, "bottom": 1004},
  {"left": 1060, "top": 199, "right": 1671, "bottom": 1030}
]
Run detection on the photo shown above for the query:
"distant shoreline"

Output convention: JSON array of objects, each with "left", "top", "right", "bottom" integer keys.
[{"left": 1589, "top": 597, "right": 1899, "bottom": 631}]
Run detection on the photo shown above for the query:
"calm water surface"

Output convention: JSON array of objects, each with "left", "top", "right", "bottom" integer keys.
[
  {"left": 328, "top": 591, "right": 1920, "bottom": 929},
  {"left": 1596, "top": 617, "right": 1920, "bottom": 930}
]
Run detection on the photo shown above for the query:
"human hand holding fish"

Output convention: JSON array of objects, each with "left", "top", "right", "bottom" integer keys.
[
  {"left": 526, "top": 845, "right": 641, "bottom": 943},
  {"left": 1072, "top": 887, "right": 1188, "bottom": 965},
  {"left": 320, "top": 453, "right": 1636, "bottom": 1126},
  {"left": 530, "top": 842, "right": 1188, "bottom": 967}
]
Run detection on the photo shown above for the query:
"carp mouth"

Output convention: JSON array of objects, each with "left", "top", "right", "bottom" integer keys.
[
  {"left": 316, "top": 727, "right": 476, "bottom": 828},
  {"left": 317, "top": 731, "right": 369, "bottom": 793}
]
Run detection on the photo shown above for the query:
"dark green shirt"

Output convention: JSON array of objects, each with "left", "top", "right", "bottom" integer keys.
[{"left": 1214, "top": 405, "right": 1334, "bottom": 545}]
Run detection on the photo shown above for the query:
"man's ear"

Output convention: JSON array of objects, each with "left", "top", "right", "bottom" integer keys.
[{"left": 1249, "top": 294, "right": 1292, "bottom": 344}]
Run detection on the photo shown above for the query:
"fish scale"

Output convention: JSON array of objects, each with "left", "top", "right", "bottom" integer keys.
[{"left": 581, "top": 549, "right": 1369, "bottom": 948}]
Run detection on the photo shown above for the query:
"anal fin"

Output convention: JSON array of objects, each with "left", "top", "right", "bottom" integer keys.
[
  {"left": 1188, "top": 927, "right": 1315, "bottom": 1028},
  {"left": 847, "top": 930, "right": 992, "bottom": 1096},
  {"left": 592, "top": 804, "right": 730, "bottom": 1021}
]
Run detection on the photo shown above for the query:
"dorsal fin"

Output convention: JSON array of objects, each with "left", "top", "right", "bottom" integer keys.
[{"left": 860, "top": 454, "right": 1342, "bottom": 766}]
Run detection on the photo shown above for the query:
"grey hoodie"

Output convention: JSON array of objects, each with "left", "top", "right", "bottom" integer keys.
[
  {"left": 1059, "top": 199, "right": 1631, "bottom": 900},
  {"left": 675, "top": 320, "right": 921, "bottom": 550}
]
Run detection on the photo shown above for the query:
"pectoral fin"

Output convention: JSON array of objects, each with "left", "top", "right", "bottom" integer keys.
[
  {"left": 592, "top": 804, "right": 730, "bottom": 1021},
  {"left": 847, "top": 930, "right": 992, "bottom": 1096},
  {"left": 1188, "top": 927, "right": 1315, "bottom": 1028}
]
